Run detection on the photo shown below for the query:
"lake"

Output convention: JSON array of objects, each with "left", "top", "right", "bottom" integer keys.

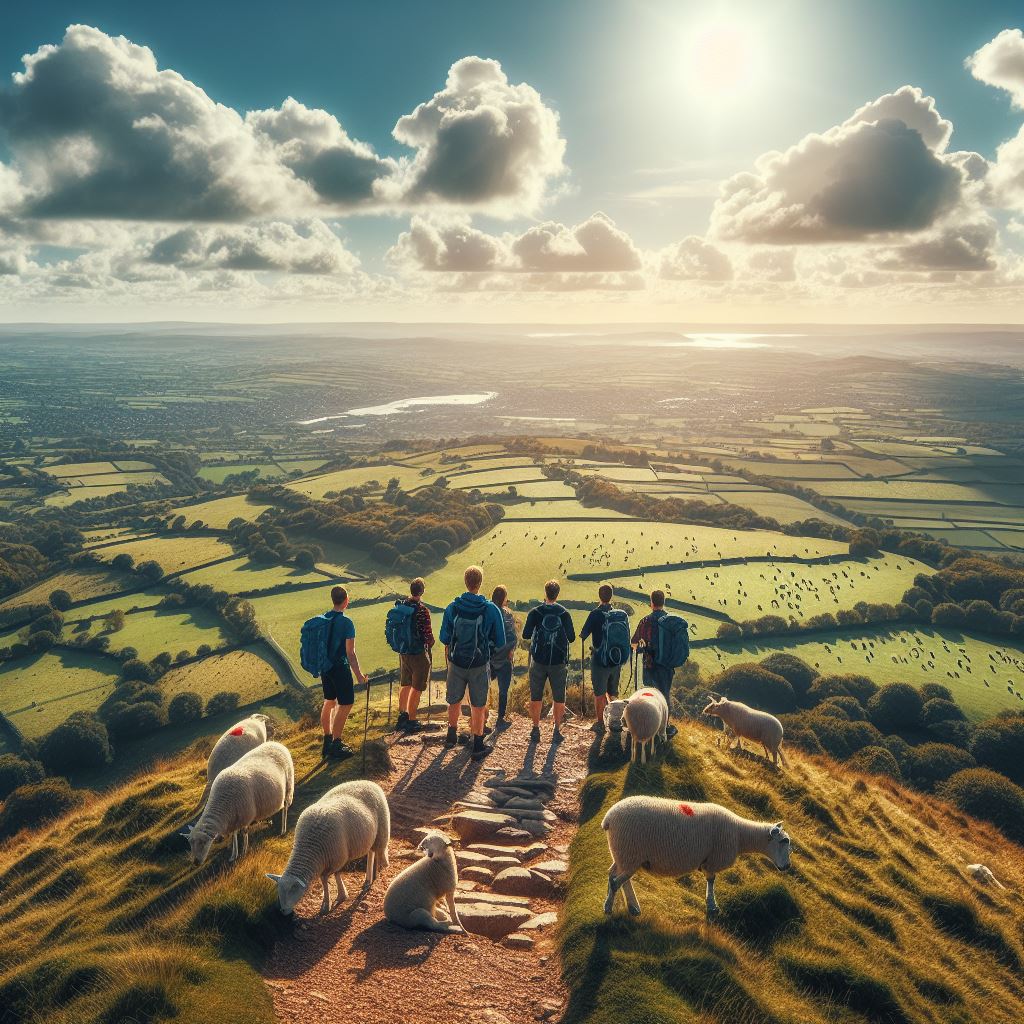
[{"left": 299, "top": 392, "right": 498, "bottom": 425}]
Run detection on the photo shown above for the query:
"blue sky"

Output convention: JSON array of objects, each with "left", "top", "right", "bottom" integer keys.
[{"left": 2, "top": 2, "right": 1024, "bottom": 320}]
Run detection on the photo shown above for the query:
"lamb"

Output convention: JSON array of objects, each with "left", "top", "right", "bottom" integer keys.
[
  {"left": 383, "top": 831, "right": 464, "bottom": 933},
  {"left": 197, "top": 714, "right": 272, "bottom": 810},
  {"left": 266, "top": 780, "right": 391, "bottom": 916},
  {"left": 967, "top": 863, "right": 1007, "bottom": 889},
  {"left": 603, "top": 796, "right": 791, "bottom": 920},
  {"left": 623, "top": 688, "right": 669, "bottom": 764},
  {"left": 603, "top": 698, "right": 627, "bottom": 732},
  {"left": 702, "top": 694, "right": 787, "bottom": 767},
  {"left": 182, "top": 741, "right": 294, "bottom": 865}
]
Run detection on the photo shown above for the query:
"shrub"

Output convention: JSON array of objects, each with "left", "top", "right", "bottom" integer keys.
[
  {"left": 909, "top": 743, "right": 975, "bottom": 791},
  {"left": 932, "top": 602, "right": 967, "bottom": 627},
  {"left": 0, "top": 779, "right": 84, "bottom": 840},
  {"left": 820, "top": 695, "right": 867, "bottom": 721},
  {"left": 206, "top": 691, "right": 241, "bottom": 716},
  {"left": 717, "top": 880, "right": 804, "bottom": 944},
  {"left": 38, "top": 713, "right": 112, "bottom": 774},
  {"left": 716, "top": 622, "right": 742, "bottom": 641},
  {"left": 939, "top": 768, "right": 1024, "bottom": 843},
  {"left": 121, "top": 658, "right": 154, "bottom": 683},
  {"left": 111, "top": 552, "right": 135, "bottom": 571},
  {"left": 48, "top": 589, "right": 73, "bottom": 611},
  {"left": 847, "top": 745, "right": 902, "bottom": 779},
  {"left": 805, "top": 714, "right": 884, "bottom": 760},
  {"left": 0, "top": 754, "right": 45, "bottom": 800},
  {"left": 715, "top": 663, "right": 796, "bottom": 713},
  {"left": 970, "top": 715, "right": 1024, "bottom": 786},
  {"left": 867, "top": 682, "right": 923, "bottom": 732},
  {"left": 920, "top": 683, "right": 955, "bottom": 703},
  {"left": 105, "top": 701, "right": 167, "bottom": 739},
  {"left": 926, "top": 719, "right": 972, "bottom": 749},
  {"left": 196, "top": 643, "right": 213, "bottom": 658},
  {"left": 806, "top": 673, "right": 878, "bottom": 707},
  {"left": 758, "top": 653, "right": 818, "bottom": 701},
  {"left": 168, "top": 691, "right": 203, "bottom": 725}
]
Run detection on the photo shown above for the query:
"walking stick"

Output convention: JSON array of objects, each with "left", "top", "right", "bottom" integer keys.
[
  {"left": 361, "top": 672, "right": 372, "bottom": 775},
  {"left": 581, "top": 639, "right": 587, "bottom": 719},
  {"left": 426, "top": 646, "right": 434, "bottom": 727},
  {"left": 387, "top": 663, "right": 394, "bottom": 727}
]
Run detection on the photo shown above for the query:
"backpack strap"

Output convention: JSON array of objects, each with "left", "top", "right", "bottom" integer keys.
[{"left": 326, "top": 612, "right": 338, "bottom": 668}]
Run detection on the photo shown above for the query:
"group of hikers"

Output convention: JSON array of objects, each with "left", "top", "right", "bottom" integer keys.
[{"left": 304, "top": 565, "right": 690, "bottom": 762}]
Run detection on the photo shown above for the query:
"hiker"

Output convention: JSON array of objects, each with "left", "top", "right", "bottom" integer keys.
[
  {"left": 387, "top": 577, "right": 434, "bottom": 734},
  {"left": 580, "top": 583, "right": 630, "bottom": 731},
  {"left": 319, "top": 585, "right": 367, "bottom": 759},
  {"left": 522, "top": 579, "right": 575, "bottom": 744},
  {"left": 631, "top": 589, "right": 688, "bottom": 739},
  {"left": 439, "top": 565, "right": 506, "bottom": 760},
  {"left": 489, "top": 584, "right": 518, "bottom": 730}
]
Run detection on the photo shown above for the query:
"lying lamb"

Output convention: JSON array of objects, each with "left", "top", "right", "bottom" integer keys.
[
  {"left": 183, "top": 741, "right": 294, "bottom": 865},
  {"left": 602, "top": 795, "right": 792, "bottom": 920},
  {"left": 603, "top": 699, "right": 627, "bottom": 733},
  {"left": 197, "top": 714, "right": 272, "bottom": 810},
  {"left": 702, "top": 694, "right": 787, "bottom": 767},
  {"left": 267, "top": 780, "right": 391, "bottom": 916},
  {"left": 624, "top": 688, "right": 669, "bottom": 764},
  {"left": 967, "top": 863, "right": 1007, "bottom": 889},
  {"left": 383, "top": 831, "right": 463, "bottom": 934}
]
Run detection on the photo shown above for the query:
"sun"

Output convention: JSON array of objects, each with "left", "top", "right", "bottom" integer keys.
[{"left": 686, "top": 19, "right": 762, "bottom": 101}]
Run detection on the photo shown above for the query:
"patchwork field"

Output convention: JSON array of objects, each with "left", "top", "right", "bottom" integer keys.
[
  {"left": 96, "top": 534, "right": 236, "bottom": 574},
  {"left": 67, "top": 605, "right": 232, "bottom": 662},
  {"left": 170, "top": 495, "right": 274, "bottom": 528},
  {"left": 0, "top": 567, "right": 132, "bottom": 612},
  {"left": 159, "top": 646, "right": 285, "bottom": 707}
]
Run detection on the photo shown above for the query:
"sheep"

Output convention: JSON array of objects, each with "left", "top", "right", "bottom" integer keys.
[
  {"left": 602, "top": 795, "right": 792, "bottom": 920},
  {"left": 702, "top": 694, "right": 788, "bottom": 767},
  {"left": 182, "top": 741, "right": 294, "bottom": 865},
  {"left": 197, "top": 714, "right": 272, "bottom": 810},
  {"left": 383, "top": 831, "right": 464, "bottom": 934},
  {"left": 967, "top": 863, "right": 1007, "bottom": 889},
  {"left": 623, "top": 688, "right": 669, "bottom": 764},
  {"left": 603, "top": 698, "right": 627, "bottom": 732},
  {"left": 266, "top": 781, "right": 391, "bottom": 916}
]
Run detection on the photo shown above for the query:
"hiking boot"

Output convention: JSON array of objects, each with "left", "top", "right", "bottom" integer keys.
[
  {"left": 552, "top": 728, "right": 564, "bottom": 744},
  {"left": 530, "top": 725, "right": 541, "bottom": 742},
  {"left": 444, "top": 726, "right": 458, "bottom": 748},
  {"left": 394, "top": 711, "right": 409, "bottom": 732},
  {"left": 321, "top": 734, "right": 333, "bottom": 758},
  {"left": 327, "top": 739, "right": 353, "bottom": 760},
  {"left": 495, "top": 718, "right": 512, "bottom": 731},
  {"left": 403, "top": 719, "right": 424, "bottom": 734},
  {"left": 666, "top": 724, "right": 678, "bottom": 739},
  {"left": 482, "top": 725, "right": 493, "bottom": 737},
  {"left": 471, "top": 737, "right": 493, "bottom": 760}
]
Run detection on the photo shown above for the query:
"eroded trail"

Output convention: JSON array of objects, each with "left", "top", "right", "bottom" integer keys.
[{"left": 263, "top": 716, "right": 591, "bottom": 1024}]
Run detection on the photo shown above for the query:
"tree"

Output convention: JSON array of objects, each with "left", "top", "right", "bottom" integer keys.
[
  {"left": 294, "top": 549, "right": 316, "bottom": 571},
  {"left": 0, "top": 754, "right": 44, "bottom": 800},
  {"left": 196, "top": 644, "right": 213, "bottom": 658},
  {"left": 150, "top": 651, "right": 173, "bottom": 672},
  {"left": 26, "top": 630, "right": 58, "bottom": 653},
  {"left": 921, "top": 698, "right": 966, "bottom": 728},
  {"left": 111, "top": 553, "right": 135, "bottom": 571},
  {"left": 48, "top": 589, "right": 73, "bottom": 611},
  {"left": 38, "top": 713, "right": 112, "bottom": 774},
  {"left": 136, "top": 560, "right": 165, "bottom": 582},
  {"left": 0, "top": 779, "right": 84, "bottom": 840},
  {"left": 121, "top": 658, "right": 154, "bottom": 683},
  {"left": 806, "top": 673, "right": 878, "bottom": 708},
  {"left": 970, "top": 714, "right": 1024, "bottom": 785},
  {"left": 847, "top": 745, "right": 901, "bottom": 779},
  {"left": 716, "top": 622, "right": 743, "bottom": 641},
  {"left": 106, "top": 701, "right": 166, "bottom": 738},
  {"left": 867, "top": 682, "right": 924, "bottom": 732},
  {"left": 103, "top": 609, "right": 126, "bottom": 633},
  {"left": 909, "top": 743, "right": 975, "bottom": 791},
  {"left": 168, "top": 691, "right": 203, "bottom": 725},
  {"left": 206, "top": 691, "right": 241, "bottom": 716},
  {"left": 939, "top": 768, "right": 1024, "bottom": 842},
  {"left": 931, "top": 603, "right": 967, "bottom": 628},
  {"left": 758, "top": 653, "right": 818, "bottom": 702},
  {"left": 715, "top": 663, "right": 796, "bottom": 713}
]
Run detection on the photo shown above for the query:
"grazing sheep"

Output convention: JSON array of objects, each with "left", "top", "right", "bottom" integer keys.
[
  {"left": 383, "top": 832, "right": 463, "bottom": 934},
  {"left": 703, "top": 694, "right": 787, "bottom": 767},
  {"left": 267, "top": 781, "right": 391, "bottom": 916},
  {"left": 603, "top": 698, "right": 627, "bottom": 732},
  {"left": 197, "top": 714, "right": 272, "bottom": 810},
  {"left": 602, "top": 795, "right": 792, "bottom": 920},
  {"left": 967, "top": 863, "right": 1007, "bottom": 889},
  {"left": 624, "top": 688, "right": 669, "bottom": 764},
  {"left": 183, "top": 741, "right": 294, "bottom": 865}
]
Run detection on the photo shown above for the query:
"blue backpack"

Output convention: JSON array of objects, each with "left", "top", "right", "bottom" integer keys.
[
  {"left": 385, "top": 601, "right": 423, "bottom": 655},
  {"left": 449, "top": 602, "right": 490, "bottom": 669},
  {"left": 299, "top": 613, "right": 340, "bottom": 677},
  {"left": 655, "top": 613, "right": 690, "bottom": 669},
  {"left": 595, "top": 608, "right": 631, "bottom": 667}
]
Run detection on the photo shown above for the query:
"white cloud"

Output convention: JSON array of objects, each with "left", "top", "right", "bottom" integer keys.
[
  {"left": 967, "top": 28, "right": 1024, "bottom": 108},
  {"left": 745, "top": 249, "right": 796, "bottom": 282},
  {"left": 659, "top": 236, "right": 733, "bottom": 281}
]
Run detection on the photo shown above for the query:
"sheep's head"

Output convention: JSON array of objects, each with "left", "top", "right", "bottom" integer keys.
[
  {"left": 603, "top": 699, "right": 627, "bottom": 730},
  {"left": 702, "top": 694, "right": 728, "bottom": 718},
  {"left": 250, "top": 713, "right": 274, "bottom": 736},
  {"left": 766, "top": 822, "right": 791, "bottom": 870},
  {"left": 266, "top": 871, "right": 307, "bottom": 914},
  {"left": 417, "top": 832, "right": 453, "bottom": 861},
  {"left": 181, "top": 823, "right": 217, "bottom": 865}
]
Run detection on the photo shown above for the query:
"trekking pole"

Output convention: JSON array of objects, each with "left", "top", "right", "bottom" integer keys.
[
  {"left": 427, "top": 646, "right": 434, "bottom": 727},
  {"left": 581, "top": 639, "right": 587, "bottom": 719},
  {"left": 361, "top": 672, "right": 373, "bottom": 775},
  {"left": 387, "top": 664, "right": 394, "bottom": 727}
]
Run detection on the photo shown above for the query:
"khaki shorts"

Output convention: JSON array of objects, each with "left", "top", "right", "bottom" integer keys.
[
  {"left": 399, "top": 651, "right": 431, "bottom": 691},
  {"left": 529, "top": 661, "right": 568, "bottom": 703},
  {"left": 446, "top": 661, "right": 491, "bottom": 708},
  {"left": 590, "top": 663, "right": 621, "bottom": 698}
]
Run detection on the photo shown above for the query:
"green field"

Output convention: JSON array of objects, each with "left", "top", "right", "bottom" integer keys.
[
  {"left": 170, "top": 494, "right": 274, "bottom": 528},
  {"left": 160, "top": 646, "right": 284, "bottom": 706},
  {"left": 97, "top": 534, "right": 236, "bottom": 574},
  {"left": 287, "top": 463, "right": 429, "bottom": 498},
  {"left": 69, "top": 605, "right": 231, "bottom": 662},
  {"left": 177, "top": 556, "right": 327, "bottom": 593},
  {"left": 0, "top": 567, "right": 131, "bottom": 612},
  {"left": 196, "top": 463, "right": 285, "bottom": 483}
]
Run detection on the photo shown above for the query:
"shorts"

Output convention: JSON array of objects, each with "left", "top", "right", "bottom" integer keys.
[
  {"left": 399, "top": 651, "right": 431, "bottom": 691},
  {"left": 446, "top": 661, "right": 491, "bottom": 708},
  {"left": 321, "top": 662, "right": 355, "bottom": 705},
  {"left": 642, "top": 664, "right": 674, "bottom": 705},
  {"left": 590, "top": 663, "right": 621, "bottom": 698},
  {"left": 529, "top": 661, "right": 568, "bottom": 703}
]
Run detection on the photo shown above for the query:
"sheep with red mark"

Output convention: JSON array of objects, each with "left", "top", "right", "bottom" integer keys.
[
  {"left": 197, "top": 714, "right": 272, "bottom": 811},
  {"left": 623, "top": 688, "right": 669, "bottom": 764}
]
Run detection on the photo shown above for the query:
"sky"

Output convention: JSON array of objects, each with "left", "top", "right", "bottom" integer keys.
[{"left": 3, "top": 1, "right": 1024, "bottom": 322}]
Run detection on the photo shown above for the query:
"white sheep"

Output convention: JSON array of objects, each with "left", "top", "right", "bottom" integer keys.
[
  {"left": 967, "top": 863, "right": 1007, "bottom": 889},
  {"left": 182, "top": 741, "right": 294, "bottom": 865},
  {"left": 702, "top": 694, "right": 788, "bottom": 767},
  {"left": 266, "top": 780, "right": 391, "bottom": 916},
  {"left": 603, "top": 699, "right": 627, "bottom": 732},
  {"left": 602, "top": 795, "right": 792, "bottom": 920},
  {"left": 624, "top": 688, "right": 669, "bottom": 764},
  {"left": 383, "top": 831, "right": 464, "bottom": 934},
  {"left": 197, "top": 714, "right": 272, "bottom": 809}
]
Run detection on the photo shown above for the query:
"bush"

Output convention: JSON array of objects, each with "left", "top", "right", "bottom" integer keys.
[
  {"left": 939, "top": 768, "right": 1024, "bottom": 843},
  {"left": 805, "top": 714, "right": 884, "bottom": 760},
  {"left": 716, "top": 622, "right": 742, "bottom": 641},
  {"left": 806, "top": 673, "right": 878, "bottom": 708},
  {"left": 0, "top": 754, "right": 45, "bottom": 800},
  {"left": 206, "top": 691, "right": 241, "bottom": 716},
  {"left": 867, "top": 682, "right": 923, "bottom": 732},
  {"left": 111, "top": 552, "right": 135, "bottom": 571},
  {"left": 847, "top": 745, "right": 902, "bottom": 779},
  {"left": 920, "top": 683, "right": 955, "bottom": 703},
  {"left": 196, "top": 643, "right": 213, "bottom": 658},
  {"left": 820, "top": 695, "right": 867, "bottom": 721},
  {"left": 932, "top": 602, "right": 967, "bottom": 627},
  {"left": 0, "top": 779, "right": 84, "bottom": 840},
  {"left": 910, "top": 742, "right": 975, "bottom": 791},
  {"left": 48, "top": 589, "right": 73, "bottom": 611},
  {"left": 105, "top": 701, "right": 167, "bottom": 739},
  {"left": 970, "top": 715, "right": 1024, "bottom": 786},
  {"left": 38, "top": 713, "right": 112, "bottom": 774},
  {"left": 168, "top": 691, "right": 203, "bottom": 725},
  {"left": 121, "top": 658, "right": 154, "bottom": 683},
  {"left": 715, "top": 663, "right": 796, "bottom": 713},
  {"left": 758, "top": 653, "right": 818, "bottom": 701},
  {"left": 926, "top": 719, "right": 972, "bottom": 748}
]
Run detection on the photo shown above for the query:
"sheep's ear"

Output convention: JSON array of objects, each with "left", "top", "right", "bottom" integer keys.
[{"left": 265, "top": 873, "right": 282, "bottom": 883}]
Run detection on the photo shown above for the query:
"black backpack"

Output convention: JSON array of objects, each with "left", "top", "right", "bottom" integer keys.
[{"left": 531, "top": 606, "right": 568, "bottom": 665}]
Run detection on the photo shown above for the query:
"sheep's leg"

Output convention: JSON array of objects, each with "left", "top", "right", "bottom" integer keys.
[
  {"left": 228, "top": 831, "right": 239, "bottom": 862},
  {"left": 640, "top": 740, "right": 648, "bottom": 765},
  {"left": 378, "top": 843, "right": 390, "bottom": 872},
  {"left": 432, "top": 899, "right": 449, "bottom": 922},
  {"left": 240, "top": 829, "right": 250, "bottom": 859},
  {"left": 319, "top": 874, "right": 331, "bottom": 916},
  {"left": 280, "top": 802, "right": 288, "bottom": 835},
  {"left": 621, "top": 877, "right": 641, "bottom": 916},
  {"left": 445, "top": 891, "right": 465, "bottom": 932},
  {"left": 336, "top": 871, "right": 349, "bottom": 902},
  {"left": 407, "top": 907, "right": 460, "bottom": 933},
  {"left": 364, "top": 850, "right": 375, "bottom": 886},
  {"left": 704, "top": 875, "right": 719, "bottom": 921},
  {"left": 778, "top": 743, "right": 789, "bottom": 767},
  {"left": 604, "top": 862, "right": 627, "bottom": 914}
]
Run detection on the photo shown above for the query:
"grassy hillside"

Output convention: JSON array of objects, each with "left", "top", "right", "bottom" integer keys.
[{"left": 561, "top": 722, "right": 1024, "bottom": 1024}]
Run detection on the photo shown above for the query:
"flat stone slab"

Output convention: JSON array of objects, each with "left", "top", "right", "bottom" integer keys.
[
  {"left": 493, "top": 826, "right": 534, "bottom": 844},
  {"left": 531, "top": 859, "right": 568, "bottom": 876},
  {"left": 456, "top": 903, "right": 533, "bottom": 940},
  {"left": 466, "top": 843, "right": 526, "bottom": 860},
  {"left": 461, "top": 865, "right": 494, "bottom": 884},
  {"left": 521, "top": 912, "right": 559, "bottom": 931},
  {"left": 491, "top": 866, "right": 560, "bottom": 898},
  {"left": 451, "top": 811, "right": 519, "bottom": 844},
  {"left": 455, "top": 890, "right": 531, "bottom": 908},
  {"left": 501, "top": 932, "right": 535, "bottom": 950},
  {"left": 456, "top": 850, "right": 519, "bottom": 870}
]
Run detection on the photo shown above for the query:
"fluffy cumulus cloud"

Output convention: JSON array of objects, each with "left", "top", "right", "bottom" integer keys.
[
  {"left": 967, "top": 28, "right": 1024, "bottom": 108},
  {"left": 659, "top": 236, "right": 733, "bottom": 281},
  {"left": 711, "top": 86, "right": 978, "bottom": 243}
]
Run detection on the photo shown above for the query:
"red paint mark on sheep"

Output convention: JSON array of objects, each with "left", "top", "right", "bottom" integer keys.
[
  {"left": 679, "top": 803, "right": 695, "bottom": 816},
  {"left": 229, "top": 727, "right": 244, "bottom": 736}
]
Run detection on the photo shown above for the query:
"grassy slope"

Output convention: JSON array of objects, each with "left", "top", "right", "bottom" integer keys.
[{"left": 562, "top": 722, "right": 1024, "bottom": 1024}]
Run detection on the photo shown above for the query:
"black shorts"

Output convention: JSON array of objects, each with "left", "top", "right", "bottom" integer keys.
[{"left": 321, "top": 662, "right": 355, "bottom": 705}]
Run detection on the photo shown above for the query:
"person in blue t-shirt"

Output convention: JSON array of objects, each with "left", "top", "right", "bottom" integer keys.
[{"left": 320, "top": 585, "right": 367, "bottom": 760}]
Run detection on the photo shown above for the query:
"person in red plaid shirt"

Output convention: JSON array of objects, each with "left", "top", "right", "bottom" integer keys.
[
  {"left": 395, "top": 577, "right": 434, "bottom": 733},
  {"left": 631, "top": 589, "right": 678, "bottom": 738}
]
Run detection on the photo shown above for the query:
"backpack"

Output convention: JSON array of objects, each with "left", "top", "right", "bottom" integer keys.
[
  {"left": 449, "top": 602, "right": 490, "bottom": 669},
  {"left": 531, "top": 606, "right": 568, "bottom": 665},
  {"left": 654, "top": 613, "right": 690, "bottom": 669},
  {"left": 594, "top": 608, "right": 631, "bottom": 667},
  {"left": 385, "top": 600, "right": 423, "bottom": 655},
  {"left": 299, "top": 613, "right": 339, "bottom": 677}
]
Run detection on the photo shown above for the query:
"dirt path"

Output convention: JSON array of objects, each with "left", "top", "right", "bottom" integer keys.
[{"left": 263, "top": 715, "right": 591, "bottom": 1024}]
